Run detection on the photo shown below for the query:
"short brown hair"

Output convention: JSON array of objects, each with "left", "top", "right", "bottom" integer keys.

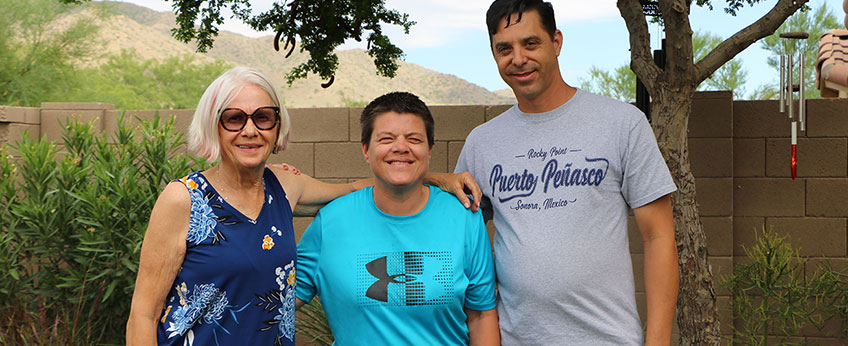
[
  {"left": 360, "top": 92, "right": 434, "bottom": 149},
  {"left": 486, "top": 0, "right": 557, "bottom": 42}
]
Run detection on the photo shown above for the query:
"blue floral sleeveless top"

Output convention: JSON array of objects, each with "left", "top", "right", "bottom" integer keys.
[{"left": 156, "top": 168, "right": 296, "bottom": 346}]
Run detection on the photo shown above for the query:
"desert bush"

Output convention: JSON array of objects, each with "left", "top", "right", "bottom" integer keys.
[
  {"left": 817, "top": 262, "right": 848, "bottom": 338},
  {"left": 0, "top": 114, "right": 201, "bottom": 345},
  {"left": 722, "top": 227, "right": 828, "bottom": 345}
]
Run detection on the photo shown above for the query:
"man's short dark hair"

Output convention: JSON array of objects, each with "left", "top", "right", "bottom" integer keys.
[
  {"left": 360, "top": 91, "right": 434, "bottom": 149},
  {"left": 486, "top": 0, "right": 556, "bottom": 42}
]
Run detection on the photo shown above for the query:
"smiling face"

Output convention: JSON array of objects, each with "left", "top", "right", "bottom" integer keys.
[
  {"left": 362, "top": 111, "right": 431, "bottom": 190},
  {"left": 491, "top": 9, "right": 563, "bottom": 106},
  {"left": 217, "top": 84, "right": 278, "bottom": 170}
]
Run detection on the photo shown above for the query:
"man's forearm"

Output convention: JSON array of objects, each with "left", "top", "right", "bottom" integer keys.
[{"left": 643, "top": 235, "right": 678, "bottom": 346}]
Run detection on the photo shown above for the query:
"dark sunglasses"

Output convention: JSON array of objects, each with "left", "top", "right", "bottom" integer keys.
[{"left": 219, "top": 106, "right": 280, "bottom": 132}]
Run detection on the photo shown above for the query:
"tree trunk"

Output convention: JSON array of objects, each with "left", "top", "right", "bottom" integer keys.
[{"left": 650, "top": 86, "right": 722, "bottom": 345}]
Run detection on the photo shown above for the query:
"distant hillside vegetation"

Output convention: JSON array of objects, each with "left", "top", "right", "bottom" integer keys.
[
  {"left": 83, "top": 1, "right": 513, "bottom": 107},
  {"left": 493, "top": 89, "right": 515, "bottom": 99}
]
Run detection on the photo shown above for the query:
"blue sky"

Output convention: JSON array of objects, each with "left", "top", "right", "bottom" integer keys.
[{"left": 117, "top": 0, "right": 844, "bottom": 96}]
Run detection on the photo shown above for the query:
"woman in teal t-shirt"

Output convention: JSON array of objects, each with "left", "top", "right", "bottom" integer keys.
[{"left": 295, "top": 92, "right": 500, "bottom": 345}]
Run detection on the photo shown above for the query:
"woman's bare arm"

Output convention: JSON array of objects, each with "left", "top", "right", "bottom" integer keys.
[
  {"left": 465, "top": 308, "right": 499, "bottom": 346},
  {"left": 269, "top": 165, "right": 372, "bottom": 215},
  {"left": 126, "top": 182, "right": 190, "bottom": 346}
]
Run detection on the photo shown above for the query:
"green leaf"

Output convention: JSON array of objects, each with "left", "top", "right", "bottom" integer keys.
[
  {"left": 77, "top": 247, "right": 109, "bottom": 253},
  {"left": 121, "top": 257, "right": 138, "bottom": 272},
  {"left": 102, "top": 280, "right": 118, "bottom": 302}
]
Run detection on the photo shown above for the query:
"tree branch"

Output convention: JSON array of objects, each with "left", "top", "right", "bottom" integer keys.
[
  {"left": 617, "top": 0, "right": 661, "bottom": 91},
  {"left": 694, "top": 0, "right": 808, "bottom": 83},
  {"left": 658, "top": 0, "right": 694, "bottom": 85}
]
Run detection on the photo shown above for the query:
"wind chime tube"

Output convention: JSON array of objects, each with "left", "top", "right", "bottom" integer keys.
[
  {"left": 800, "top": 53, "right": 805, "bottom": 131},
  {"left": 791, "top": 121, "right": 798, "bottom": 180},
  {"left": 780, "top": 55, "right": 786, "bottom": 113},
  {"left": 788, "top": 53, "right": 794, "bottom": 120},
  {"left": 791, "top": 121, "right": 797, "bottom": 145}
]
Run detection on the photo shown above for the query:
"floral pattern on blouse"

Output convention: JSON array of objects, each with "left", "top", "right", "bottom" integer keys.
[
  {"left": 161, "top": 170, "right": 295, "bottom": 345},
  {"left": 256, "top": 260, "right": 296, "bottom": 344},
  {"left": 165, "top": 282, "right": 249, "bottom": 344},
  {"left": 276, "top": 261, "right": 296, "bottom": 343},
  {"left": 180, "top": 176, "right": 219, "bottom": 245},
  {"left": 261, "top": 225, "right": 286, "bottom": 251},
  {"left": 262, "top": 234, "right": 275, "bottom": 250}
]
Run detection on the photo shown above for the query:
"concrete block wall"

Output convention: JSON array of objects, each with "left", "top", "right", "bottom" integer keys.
[
  {"left": 2, "top": 94, "right": 848, "bottom": 343},
  {"left": 0, "top": 106, "right": 41, "bottom": 154},
  {"left": 711, "top": 93, "right": 847, "bottom": 343}
]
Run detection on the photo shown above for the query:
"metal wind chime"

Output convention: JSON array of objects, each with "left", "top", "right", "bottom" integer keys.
[{"left": 778, "top": 32, "right": 809, "bottom": 180}]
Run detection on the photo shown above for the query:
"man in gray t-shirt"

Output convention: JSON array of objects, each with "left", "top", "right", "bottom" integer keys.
[{"left": 452, "top": 1, "right": 680, "bottom": 345}]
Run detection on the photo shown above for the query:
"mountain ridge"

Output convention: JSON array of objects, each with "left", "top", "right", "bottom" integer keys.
[{"left": 84, "top": 1, "right": 514, "bottom": 107}]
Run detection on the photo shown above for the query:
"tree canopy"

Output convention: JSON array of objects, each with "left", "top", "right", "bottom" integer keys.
[
  {"left": 58, "top": 0, "right": 416, "bottom": 87},
  {"left": 579, "top": 65, "right": 638, "bottom": 102},
  {"left": 580, "top": 31, "right": 748, "bottom": 102},
  {"left": 0, "top": 0, "right": 99, "bottom": 106}
]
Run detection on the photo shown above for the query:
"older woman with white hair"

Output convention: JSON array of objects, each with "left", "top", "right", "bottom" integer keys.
[{"left": 125, "top": 67, "right": 480, "bottom": 346}]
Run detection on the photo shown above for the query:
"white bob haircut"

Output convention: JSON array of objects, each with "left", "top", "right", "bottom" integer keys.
[{"left": 188, "top": 66, "right": 291, "bottom": 162}]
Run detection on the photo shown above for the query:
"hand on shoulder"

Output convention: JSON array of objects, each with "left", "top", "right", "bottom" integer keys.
[
  {"left": 267, "top": 162, "right": 307, "bottom": 194},
  {"left": 266, "top": 162, "right": 302, "bottom": 176}
]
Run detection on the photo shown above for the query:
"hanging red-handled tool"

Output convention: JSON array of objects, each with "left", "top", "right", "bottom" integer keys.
[{"left": 791, "top": 121, "right": 797, "bottom": 180}]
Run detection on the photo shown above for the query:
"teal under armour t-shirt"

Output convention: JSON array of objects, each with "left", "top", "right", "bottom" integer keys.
[{"left": 296, "top": 185, "right": 496, "bottom": 345}]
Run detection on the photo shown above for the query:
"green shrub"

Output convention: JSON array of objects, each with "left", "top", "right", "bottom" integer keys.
[
  {"left": 722, "top": 227, "right": 824, "bottom": 345},
  {"left": 0, "top": 114, "right": 202, "bottom": 345},
  {"left": 817, "top": 262, "right": 848, "bottom": 337}
]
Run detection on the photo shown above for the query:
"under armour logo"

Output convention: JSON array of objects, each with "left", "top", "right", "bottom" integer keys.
[
  {"left": 365, "top": 256, "right": 418, "bottom": 302},
  {"left": 358, "top": 251, "right": 453, "bottom": 306}
]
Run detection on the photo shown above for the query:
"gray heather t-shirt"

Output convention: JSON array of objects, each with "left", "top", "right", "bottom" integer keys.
[{"left": 455, "top": 89, "right": 676, "bottom": 345}]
